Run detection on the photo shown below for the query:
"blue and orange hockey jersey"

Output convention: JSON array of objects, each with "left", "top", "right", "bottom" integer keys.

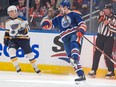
[{"left": 52, "top": 11, "right": 87, "bottom": 39}]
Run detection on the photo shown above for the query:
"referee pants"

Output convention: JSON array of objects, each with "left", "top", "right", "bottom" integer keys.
[{"left": 92, "top": 34, "right": 114, "bottom": 73}]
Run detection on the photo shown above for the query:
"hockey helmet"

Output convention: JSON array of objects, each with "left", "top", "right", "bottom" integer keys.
[
  {"left": 7, "top": 5, "right": 17, "bottom": 13},
  {"left": 60, "top": 0, "right": 70, "bottom": 9},
  {"left": 104, "top": 3, "right": 113, "bottom": 9}
]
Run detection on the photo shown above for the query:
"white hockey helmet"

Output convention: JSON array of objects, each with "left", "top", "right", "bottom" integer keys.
[{"left": 7, "top": 5, "right": 17, "bottom": 13}]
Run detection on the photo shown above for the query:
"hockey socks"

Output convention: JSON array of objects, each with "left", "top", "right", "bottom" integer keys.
[
  {"left": 11, "top": 56, "right": 21, "bottom": 73},
  {"left": 70, "top": 58, "right": 86, "bottom": 81},
  {"left": 29, "top": 58, "right": 41, "bottom": 74}
]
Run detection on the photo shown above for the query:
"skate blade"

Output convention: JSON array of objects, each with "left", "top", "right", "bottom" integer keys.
[
  {"left": 37, "top": 72, "right": 41, "bottom": 75},
  {"left": 88, "top": 75, "right": 96, "bottom": 78},
  {"left": 105, "top": 76, "right": 115, "bottom": 79},
  {"left": 36, "top": 70, "right": 41, "bottom": 75},
  {"left": 75, "top": 80, "right": 86, "bottom": 85}
]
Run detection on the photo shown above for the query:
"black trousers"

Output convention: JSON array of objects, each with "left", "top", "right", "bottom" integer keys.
[{"left": 92, "top": 34, "right": 114, "bottom": 72}]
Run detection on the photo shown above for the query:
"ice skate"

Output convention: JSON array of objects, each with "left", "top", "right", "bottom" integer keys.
[
  {"left": 16, "top": 68, "right": 21, "bottom": 73},
  {"left": 15, "top": 65, "right": 21, "bottom": 72},
  {"left": 15, "top": 65, "right": 22, "bottom": 74},
  {"left": 34, "top": 67, "right": 41, "bottom": 75},
  {"left": 75, "top": 75, "right": 86, "bottom": 84},
  {"left": 105, "top": 71, "right": 115, "bottom": 79},
  {"left": 88, "top": 70, "right": 96, "bottom": 78}
]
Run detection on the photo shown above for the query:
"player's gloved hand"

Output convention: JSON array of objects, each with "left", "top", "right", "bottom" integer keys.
[
  {"left": 76, "top": 29, "right": 85, "bottom": 37},
  {"left": 4, "top": 38, "right": 9, "bottom": 46},
  {"left": 18, "top": 27, "right": 26, "bottom": 34},
  {"left": 77, "top": 31, "right": 83, "bottom": 37}
]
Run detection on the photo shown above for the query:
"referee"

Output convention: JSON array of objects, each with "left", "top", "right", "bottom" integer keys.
[{"left": 88, "top": 3, "right": 116, "bottom": 78}]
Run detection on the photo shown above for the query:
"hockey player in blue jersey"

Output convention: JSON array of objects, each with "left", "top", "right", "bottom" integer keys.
[
  {"left": 52, "top": 0, "right": 87, "bottom": 82},
  {"left": 4, "top": 5, "right": 41, "bottom": 74}
]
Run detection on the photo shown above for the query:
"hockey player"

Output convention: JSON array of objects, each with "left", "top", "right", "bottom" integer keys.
[
  {"left": 52, "top": 0, "right": 87, "bottom": 82},
  {"left": 4, "top": 5, "right": 41, "bottom": 74}
]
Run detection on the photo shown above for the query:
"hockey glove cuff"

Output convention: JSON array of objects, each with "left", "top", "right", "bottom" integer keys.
[{"left": 77, "top": 28, "right": 85, "bottom": 37}]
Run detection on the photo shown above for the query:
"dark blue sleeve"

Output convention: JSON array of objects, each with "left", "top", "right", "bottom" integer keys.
[
  {"left": 42, "top": 21, "right": 50, "bottom": 27},
  {"left": 52, "top": 17, "right": 58, "bottom": 28},
  {"left": 73, "top": 12, "right": 84, "bottom": 25}
]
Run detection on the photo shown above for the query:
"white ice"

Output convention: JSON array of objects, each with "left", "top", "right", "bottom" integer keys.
[{"left": 0, "top": 71, "right": 115, "bottom": 87}]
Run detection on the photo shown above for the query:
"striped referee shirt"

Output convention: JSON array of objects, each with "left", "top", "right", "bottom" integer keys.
[{"left": 97, "top": 14, "right": 116, "bottom": 37}]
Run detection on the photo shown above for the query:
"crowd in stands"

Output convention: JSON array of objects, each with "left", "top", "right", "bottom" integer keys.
[{"left": 0, "top": 0, "right": 115, "bottom": 30}]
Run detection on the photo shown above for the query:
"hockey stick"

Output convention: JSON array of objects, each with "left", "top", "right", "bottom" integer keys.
[
  {"left": 30, "top": 12, "right": 35, "bottom": 22},
  {"left": 64, "top": 13, "right": 116, "bottom": 65},
  {"left": 83, "top": 35, "right": 116, "bottom": 65}
]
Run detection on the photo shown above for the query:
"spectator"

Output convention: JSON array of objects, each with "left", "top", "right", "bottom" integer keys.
[
  {"left": 29, "top": 0, "right": 46, "bottom": 29},
  {"left": 82, "top": 0, "right": 89, "bottom": 15},
  {"left": 72, "top": 0, "right": 89, "bottom": 15},
  {"left": 0, "top": 3, "right": 8, "bottom": 28},
  {"left": 71, "top": 0, "right": 82, "bottom": 16},
  {"left": 29, "top": 0, "right": 46, "bottom": 18},
  {"left": 72, "top": 0, "right": 83, "bottom": 12},
  {"left": 93, "top": 0, "right": 101, "bottom": 9},
  {"left": 9, "top": 0, "right": 18, "bottom": 5},
  {"left": 29, "top": 0, "right": 33, "bottom": 8},
  {"left": 16, "top": 0, "right": 26, "bottom": 17},
  {"left": 0, "top": 5, "right": 7, "bottom": 17},
  {"left": 46, "top": 0, "right": 57, "bottom": 10},
  {"left": 0, "top": 0, "right": 9, "bottom": 9},
  {"left": 40, "top": 0, "right": 50, "bottom": 8}
]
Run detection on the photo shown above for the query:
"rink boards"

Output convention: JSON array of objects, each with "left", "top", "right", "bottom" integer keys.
[{"left": 0, "top": 30, "right": 116, "bottom": 78}]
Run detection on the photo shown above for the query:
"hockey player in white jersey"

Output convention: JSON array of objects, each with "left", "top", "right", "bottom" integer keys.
[{"left": 4, "top": 5, "right": 41, "bottom": 74}]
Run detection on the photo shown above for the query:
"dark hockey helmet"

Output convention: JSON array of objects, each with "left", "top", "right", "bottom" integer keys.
[
  {"left": 60, "top": 0, "right": 70, "bottom": 9},
  {"left": 104, "top": 3, "right": 113, "bottom": 9}
]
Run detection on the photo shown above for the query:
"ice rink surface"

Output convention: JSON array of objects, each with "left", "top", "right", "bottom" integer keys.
[{"left": 0, "top": 71, "right": 116, "bottom": 87}]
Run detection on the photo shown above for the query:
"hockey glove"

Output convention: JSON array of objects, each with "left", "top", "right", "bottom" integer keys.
[
  {"left": 18, "top": 27, "right": 26, "bottom": 34},
  {"left": 77, "top": 31, "right": 83, "bottom": 37},
  {"left": 4, "top": 38, "right": 9, "bottom": 46},
  {"left": 76, "top": 28, "right": 85, "bottom": 38}
]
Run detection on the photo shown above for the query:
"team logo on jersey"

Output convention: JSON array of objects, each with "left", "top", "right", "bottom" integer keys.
[
  {"left": 11, "top": 23, "right": 19, "bottom": 30},
  {"left": 61, "top": 16, "right": 71, "bottom": 28},
  {"left": 10, "top": 23, "right": 20, "bottom": 34}
]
